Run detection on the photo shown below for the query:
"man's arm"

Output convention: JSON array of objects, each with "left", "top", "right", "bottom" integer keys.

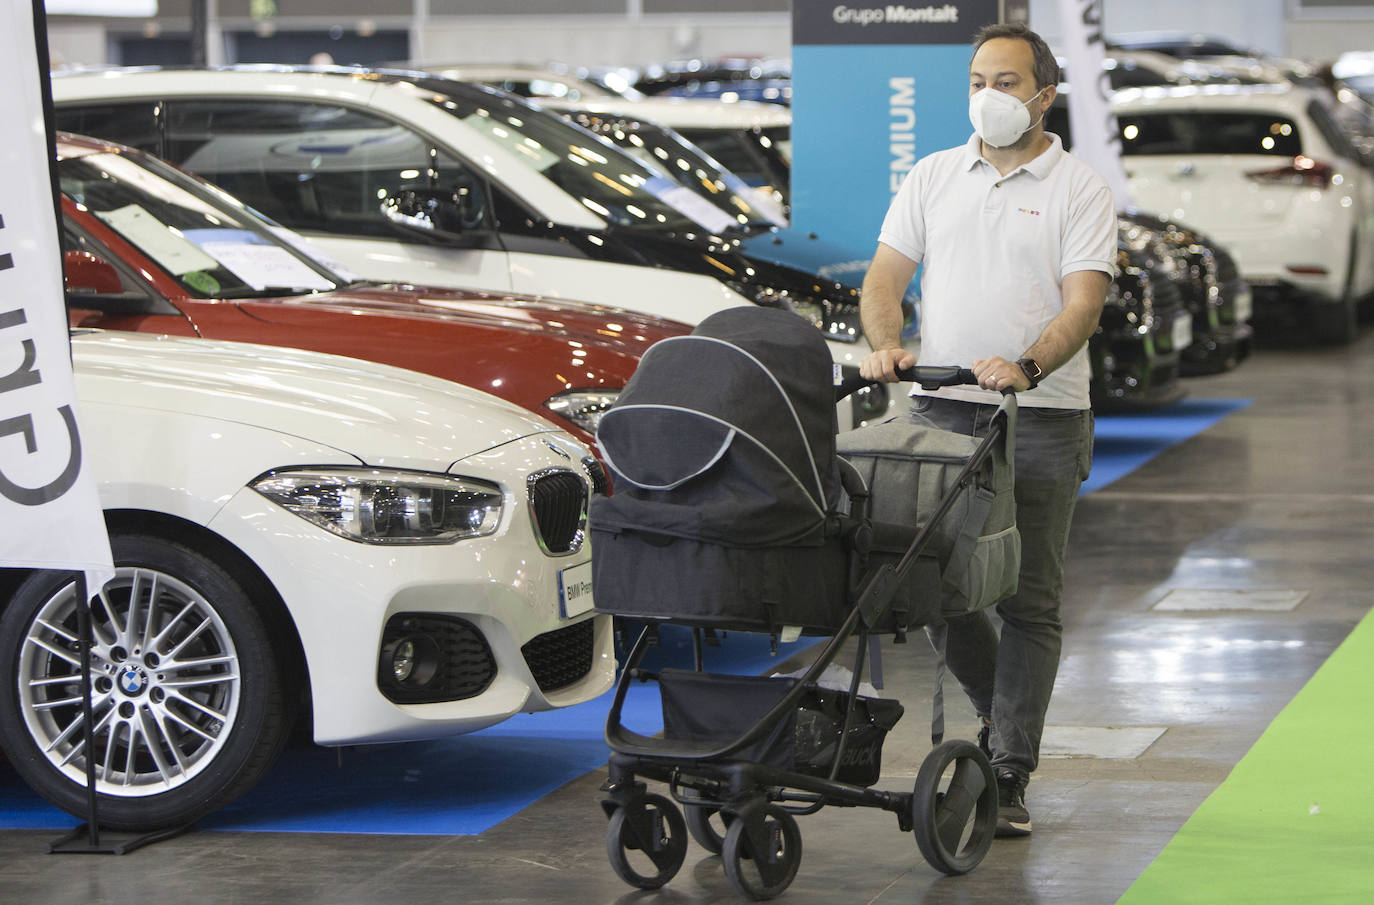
[
  {"left": 975, "top": 269, "right": 1110, "bottom": 391},
  {"left": 859, "top": 243, "right": 919, "bottom": 382}
]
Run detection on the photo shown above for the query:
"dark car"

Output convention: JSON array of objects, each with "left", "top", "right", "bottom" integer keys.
[
  {"left": 1119, "top": 211, "right": 1254, "bottom": 374},
  {"left": 1091, "top": 241, "right": 1190, "bottom": 410}
]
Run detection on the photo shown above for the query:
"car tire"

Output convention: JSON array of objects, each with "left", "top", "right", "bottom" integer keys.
[
  {"left": 1314, "top": 238, "right": 1360, "bottom": 344},
  {"left": 0, "top": 533, "right": 291, "bottom": 831}
]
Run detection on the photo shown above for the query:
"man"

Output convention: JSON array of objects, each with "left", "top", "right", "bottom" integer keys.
[{"left": 859, "top": 22, "right": 1116, "bottom": 837}]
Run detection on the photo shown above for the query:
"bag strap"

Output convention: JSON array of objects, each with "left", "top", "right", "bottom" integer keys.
[
  {"left": 941, "top": 483, "right": 995, "bottom": 587},
  {"left": 928, "top": 622, "right": 947, "bottom": 746}
]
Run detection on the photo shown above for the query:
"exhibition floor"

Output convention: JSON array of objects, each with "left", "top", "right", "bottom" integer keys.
[{"left": 2, "top": 330, "right": 1373, "bottom": 904}]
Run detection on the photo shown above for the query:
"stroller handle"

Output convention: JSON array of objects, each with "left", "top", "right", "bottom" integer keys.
[{"left": 835, "top": 364, "right": 977, "bottom": 401}]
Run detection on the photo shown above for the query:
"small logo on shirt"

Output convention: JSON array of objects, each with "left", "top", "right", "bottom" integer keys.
[{"left": 1017, "top": 208, "right": 1041, "bottom": 216}]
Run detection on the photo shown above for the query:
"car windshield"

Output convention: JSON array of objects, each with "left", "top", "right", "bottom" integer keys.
[
  {"left": 1117, "top": 111, "right": 1303, "bottom": 156},
  {"left": 560, "top": 112, "right": 787, "bottom": 231},
  {"left": 411, "top": 78, "right": 739, "bottom": 234},
  {"left": 59, "top": 150, "right": 349, "bottom": 299}
]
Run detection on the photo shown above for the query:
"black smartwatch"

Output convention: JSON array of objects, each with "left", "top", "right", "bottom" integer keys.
[{"left": 1016, "top": 358, "right": 1043, "bottom": 389}]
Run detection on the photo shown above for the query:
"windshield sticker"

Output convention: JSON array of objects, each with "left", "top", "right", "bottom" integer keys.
[
  {"left": 93, "top": 204, "right": 219, "bottom": 276},
  {"left": 642, "top": 176, "right": 736, "bottom": 234}
]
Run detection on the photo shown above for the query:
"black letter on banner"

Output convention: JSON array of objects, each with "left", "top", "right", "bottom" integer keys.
[
  {"left": 0, "top": 406, "right": 84, "bottom": 505},
  {"left": 0, "top": 339, "right": 41, "bottom": 394}
]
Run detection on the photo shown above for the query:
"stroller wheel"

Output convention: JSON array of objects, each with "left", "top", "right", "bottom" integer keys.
[
  {"left": 721, "top": 804, "right": 802, "bottom": 901},
  {"left": 911, "top": 739, "right": 997, "bottom": 875},
  {"left": 685, "top": 804, "right": 730, "bottom": 854},
  {"left": 605, "top": 792, "right": 688, "bottom": 889}
]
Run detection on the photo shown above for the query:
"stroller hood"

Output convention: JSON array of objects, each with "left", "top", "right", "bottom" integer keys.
[{"left": 594, "top": 306, "right": 842, "bottom": 546}]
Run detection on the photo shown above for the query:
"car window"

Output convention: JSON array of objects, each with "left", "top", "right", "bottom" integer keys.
[
  {"left": 560, "top": 113, "right": 786, "bottom": 229},
  {"left": 675, "top": 126, "right": 792, "bottom": 204},
  {"left": 1117, "top": 111, "right": 1303, "bottom": 156},
  {"left": 59, "top": 150, "right": 344, "bottom": 298},
  {"left": 412, "top": 82, "right": 737, "bottom": 233},
  {"left": 54, "top": 102, "right": 161, "bottom": 155},
  {"left": 160, "top": 99, "right": 491, "bottom": 239},
  {"left": 1305, "top": 99, "right": 1361, "bottom": 162}
]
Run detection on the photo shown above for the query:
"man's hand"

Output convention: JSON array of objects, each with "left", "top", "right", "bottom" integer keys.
[
  {"left": 860, "top": 347, "right": 916, "bottom": 382},
  {"left": 973, "top": 356, "right": 1032, "bottom": 392}
]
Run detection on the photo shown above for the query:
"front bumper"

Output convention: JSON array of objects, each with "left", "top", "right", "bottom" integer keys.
[
  {"left": 207, "top": 437, "right": 616, "bottom": 746},
  {"left": 1090, "top": 307, "right": 1189, "bottom": 412}
]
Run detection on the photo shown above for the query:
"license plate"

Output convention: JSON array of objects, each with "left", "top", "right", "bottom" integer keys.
[
  {"left": 558, "top": 560, "right": 594, "bottom": 618},
  {"left": 1233, "top": 288, "right": 1253, "bottom": 323},
  {"left": 1171, "top": 315, "right": 1193, "bottom": 351}
]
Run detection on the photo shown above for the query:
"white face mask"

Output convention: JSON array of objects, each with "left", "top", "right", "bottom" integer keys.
[{"left": 968, "top": 85, "right": 1048, "bottom": 148}]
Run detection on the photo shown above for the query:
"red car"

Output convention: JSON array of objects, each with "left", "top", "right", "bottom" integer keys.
[{"left": 57, "top": 132, "right": 688, "bottom": 453}]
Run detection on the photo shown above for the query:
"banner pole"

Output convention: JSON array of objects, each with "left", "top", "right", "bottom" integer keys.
[{"left": 74, "top": 572, "right": 101, "bottom": 847}]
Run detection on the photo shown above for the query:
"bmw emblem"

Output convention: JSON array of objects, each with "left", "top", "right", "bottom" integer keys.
[
  {"left": 544, "top": 439, "right": 571, "bottom": 460},
  {"left": 117, "top": 666, "right": 149, "bottom": 696}
]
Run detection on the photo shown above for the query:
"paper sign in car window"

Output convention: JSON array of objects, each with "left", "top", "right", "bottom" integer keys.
[
  {"left": 265, "top": 226, "right": 361, "bottom": 282},
  {"left": 93, "top": 204, "right": 220, "bottom": 276},
  {"left": 462, "top": 113, "right": 561, "bottom": 172},
  {"left": 643, "top": 176, "right": 736, "bottom": 234},
  {"left": 196, "top": 242, "right": 336, "bottom": 291}
]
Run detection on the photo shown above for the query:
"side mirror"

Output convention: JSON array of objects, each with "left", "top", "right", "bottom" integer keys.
[
  {"left": 64, "top": 249, "right": 124, "bottom": 295},
  {"left": 380, "top": 184, "right": 485, "bottom": 240}
]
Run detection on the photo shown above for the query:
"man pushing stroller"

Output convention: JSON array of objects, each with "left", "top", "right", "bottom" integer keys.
[{"left": 859, "top": 22, "right": 1117, "bottom": 837}]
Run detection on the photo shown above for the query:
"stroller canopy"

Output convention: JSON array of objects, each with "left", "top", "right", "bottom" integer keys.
[{"left": 595, "top": 306, "right": 843, "bottom": 547}]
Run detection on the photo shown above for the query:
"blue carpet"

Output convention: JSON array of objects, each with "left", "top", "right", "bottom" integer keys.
[
  {"left": 1082, "top": 398, "right": 1251, "bottom": 495},
  {"left": 0, "top": 398, "right": 1250, "bottom": 835}
]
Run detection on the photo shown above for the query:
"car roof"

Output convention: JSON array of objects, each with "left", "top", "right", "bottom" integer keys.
[{"left": 1110, "top": 82, "right": 1313, "bottom": 115}]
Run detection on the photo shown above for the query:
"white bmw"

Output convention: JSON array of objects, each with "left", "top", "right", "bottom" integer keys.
[{"left": 0, "top": 331, "right": 613, "bottom": 831}]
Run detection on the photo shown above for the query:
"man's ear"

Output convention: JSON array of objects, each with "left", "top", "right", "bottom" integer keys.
[{"left": 1040, "top": 84, "right": 1058, "bottom": 112}]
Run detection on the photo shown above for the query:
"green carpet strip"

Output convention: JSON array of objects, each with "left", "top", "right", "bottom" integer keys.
[{"left": 1117, "top": 608, "right": 1374, "bottom": 903}]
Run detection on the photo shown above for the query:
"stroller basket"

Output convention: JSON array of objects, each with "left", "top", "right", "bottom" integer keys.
[{"left": 658, "top": 669, "right": 904, "bottom": 788}]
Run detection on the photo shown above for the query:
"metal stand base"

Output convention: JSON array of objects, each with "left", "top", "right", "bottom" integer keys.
[{"left": 48, "top": 822, "right": 192, "bottom": 855}]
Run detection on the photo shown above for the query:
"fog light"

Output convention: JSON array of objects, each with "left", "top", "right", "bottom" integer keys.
[
  {"left": 380, "top": 633, "right": 440, "bottom": 689},
  {"left": 392, "top": 640, "right": 416, "bottom": 682}
]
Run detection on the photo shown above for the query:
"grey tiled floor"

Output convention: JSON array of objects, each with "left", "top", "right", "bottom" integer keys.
[{"left": 2, "top": 327, "right": 1372, "bottom": 904}]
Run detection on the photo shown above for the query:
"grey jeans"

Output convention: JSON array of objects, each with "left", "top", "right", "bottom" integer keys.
[{"left": 911, "top": 395, "right": 1093, "bottom": 782}]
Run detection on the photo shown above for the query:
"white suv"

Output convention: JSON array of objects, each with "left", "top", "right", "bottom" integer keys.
[{"left": 1110, "top": 83, "right": 1374, "bottom": 342}]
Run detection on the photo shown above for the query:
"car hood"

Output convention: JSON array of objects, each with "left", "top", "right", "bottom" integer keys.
[
  {"left": 239, "top": 283, "right": 686, "bottom": 362},
  {"left": 738, "top": 228, "right": 874, "bottom": 290},
  {"left": 70, "top": 330, "right": 571, "bottom": 471}
]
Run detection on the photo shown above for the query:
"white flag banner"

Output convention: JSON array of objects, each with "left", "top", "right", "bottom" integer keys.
[
  {"left": 1057, "top": 0, "right": 1132, "bottom": 211},
  {"left": 0, "top": 0, "right": 114, "bottom": 589}
]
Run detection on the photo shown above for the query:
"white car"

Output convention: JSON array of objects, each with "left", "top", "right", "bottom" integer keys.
[
  {"left": 52, "top": 67, "right": 888, "bottom": 425},
  {"left": 0, "top": 331, "right": 613, "bottom": 831},
  {"left": 1111, "top": 83, "right": 1374, "bottom": 342}
]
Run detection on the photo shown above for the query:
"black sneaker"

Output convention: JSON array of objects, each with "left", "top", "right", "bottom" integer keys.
[{"left": 995, "top": 770, "right": 1032, "bottom": 837}]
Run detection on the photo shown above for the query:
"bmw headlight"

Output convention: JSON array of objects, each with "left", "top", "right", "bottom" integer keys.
[
  {"left": 545, "top": 390, "right": 619, "bottom": 433},
  {"left": 251, "top": 468, "right": 503, "bottom": 544}
]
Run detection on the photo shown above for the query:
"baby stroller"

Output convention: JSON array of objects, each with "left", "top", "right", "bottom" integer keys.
[{"left": 589, "top": 306, "right": 1018, "bottom": 900}]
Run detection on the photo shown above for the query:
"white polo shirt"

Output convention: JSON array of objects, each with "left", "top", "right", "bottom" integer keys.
[{"left": 878, "top": 132, "right": 1117, "bottom": 409}]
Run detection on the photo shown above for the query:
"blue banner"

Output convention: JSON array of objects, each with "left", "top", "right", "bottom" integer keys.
[{"left": 792, "top": 42, "right": 974, "bottom": 249}]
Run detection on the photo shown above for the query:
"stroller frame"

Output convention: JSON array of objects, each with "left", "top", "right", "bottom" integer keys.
[{"left": 599, "top": 365, "right": 1015, "bottom": 900}]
